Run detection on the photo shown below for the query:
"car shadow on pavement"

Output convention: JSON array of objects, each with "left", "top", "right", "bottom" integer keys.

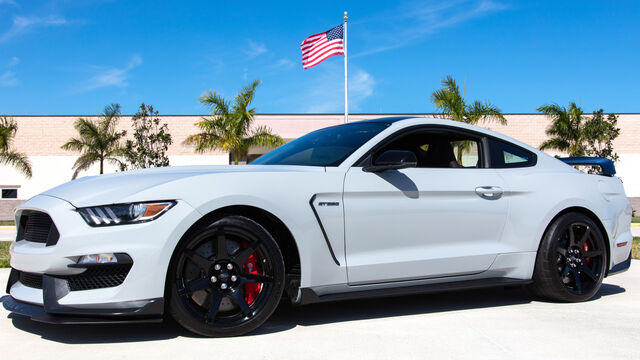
[{"left": 1, "top": 283, "right": 626, "bottom": 343}]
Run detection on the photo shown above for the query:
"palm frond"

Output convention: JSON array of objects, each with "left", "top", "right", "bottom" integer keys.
[
  {"left": 199, "top": 90, "right": 231, "bottom": 117},
  {"left": 0, "top": 116, "right": 18, "bottom": 151},
  {"left": 467, "top": 100, "right": 507, "bottom": 125},
  {"left": 60, "top": 138, "right": 87, "bottom": 152},
  {"left": 244, "top": 126, "right": 285, "bottom": 148},
  {"left": 184, "top": 133, "right": 225, "bottom": 153},
  {"left": 0, "top": 150, "right": 32, "bottom": 178},
  {"left": 71, "top": 153, "right": 100, "bottom": 180}
]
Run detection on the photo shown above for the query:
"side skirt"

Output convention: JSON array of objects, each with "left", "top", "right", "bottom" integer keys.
[{"left": 298, "top": 277, "right": 533, "bottom": 305}]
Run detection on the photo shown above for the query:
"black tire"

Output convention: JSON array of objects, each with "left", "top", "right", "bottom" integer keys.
[
  {"left": 530, "top": 212, "right": 607, "bottom": 302},
  {"left": 167, "top": 215, "right": 285, "bottom": 337}
]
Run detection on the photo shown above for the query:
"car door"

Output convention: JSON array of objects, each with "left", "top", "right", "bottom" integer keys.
[{"left": 343, "top": 128, "right": 509, "bottom": 285}]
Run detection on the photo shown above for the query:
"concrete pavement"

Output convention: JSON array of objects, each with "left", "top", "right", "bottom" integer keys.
[{"left": 1, "top": 262, "right": 639, "bottom": 360}]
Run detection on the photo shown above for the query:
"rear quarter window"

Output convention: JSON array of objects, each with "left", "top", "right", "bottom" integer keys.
[{"left": 488, "top": 138, "right": 537, "bottom": 168}]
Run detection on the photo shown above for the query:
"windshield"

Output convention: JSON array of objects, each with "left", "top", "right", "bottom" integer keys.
[{"left": 251, "top": 122, "right": 390, "bottom": 166}]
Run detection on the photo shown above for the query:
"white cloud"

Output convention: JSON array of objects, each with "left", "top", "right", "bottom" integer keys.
[
  {"left": 0, "top": 15, "right": 69, "bottom": 43},
  {"left": 303, "top": 64, "right": 375, "bottom": 113},
  {"left": 274, "top": 58, "right": 295, "bottom": 70},
  {"left": 354, "top": 0, "right": 508, "bottom": 57},
  {"left": 7, "top": 56, "right": 19, "bottom": 67},
  {"left": 0, "top": 70, "right": 18, "bottom": 87},
  {"left": 245, "top": 40, "right": 267, "bottom": 58},
  {"left": 80, "top": 55, "right": 142, "bottom": 92}
]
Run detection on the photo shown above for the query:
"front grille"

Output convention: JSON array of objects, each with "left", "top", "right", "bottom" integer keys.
[
  {"left": 18, "top": 211, "right": 59, "bottom": 246},
  {"left": 65, "top": 265, "right": 132, "bottom": 291},
  {"left": 18, "top": 271, "right": 43, "bottom": 289}
]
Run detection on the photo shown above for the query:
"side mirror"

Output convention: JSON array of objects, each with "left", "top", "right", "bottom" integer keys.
[{"left": 363, "top": 150, "right": 417, "bottom": 173}]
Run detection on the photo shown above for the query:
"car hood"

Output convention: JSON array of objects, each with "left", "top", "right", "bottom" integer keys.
[{"left": 42, "top": 165, "right": 324, "bottom": 207}]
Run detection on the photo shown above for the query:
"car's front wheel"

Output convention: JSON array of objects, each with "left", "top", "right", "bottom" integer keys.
[
  {"left": 167, "top": 215, "right": 285, "bottom": 337},
  {"left": 530, "top": 212, "right": 607, "bottom": 302}
]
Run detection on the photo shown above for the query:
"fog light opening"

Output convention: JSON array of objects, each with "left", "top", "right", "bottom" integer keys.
[{"left": 77, "top": 253, "right": 118, "bottom": 265}]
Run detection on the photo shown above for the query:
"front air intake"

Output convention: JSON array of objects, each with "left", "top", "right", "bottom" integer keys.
[{"left": 17, "top": 210, "right": 60, "bottom": 246}]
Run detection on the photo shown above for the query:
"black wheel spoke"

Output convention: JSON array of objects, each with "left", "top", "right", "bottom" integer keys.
[
  {"left": 187, "top": 277, "right": 210, "bottom": 293},
  {"left": 580, "top": 265, "right": 597, "bottom": 281},
  {"left": 556, "top": 247, "right": 568, "bottom": 257},
  {"left": 583, "top": 250, "right": 602, "bottom": 258},
  {"left": 242, "top": 273, "right": 273, "bottom": 284},
  {"left": 234, "top": 245, "right": 257, "bottom": 265},
  {"left": 206, "top": 292, "right": 223, "bottom": 322},
  {"left": 578, "top": 228, "right": 591, "bottom": 247},
  {"left": 230, "top": 289, "right": 252, "bottom": 316},
  {"left": 216, "top": 233, "right": 229, "bottom": 260},
  {"left": 572, "top": 269, "right": 582, "bottom": 292},
  {"left": 185, "top": 249, "right": 213, "bottom": 270},
  {"left": 568, "top": 226, "right": 576, "bottom": 246}
]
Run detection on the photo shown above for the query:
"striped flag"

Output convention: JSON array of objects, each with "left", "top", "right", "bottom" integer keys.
[{"left": 300, "top": 24, "right": 344, "bottom": 69}]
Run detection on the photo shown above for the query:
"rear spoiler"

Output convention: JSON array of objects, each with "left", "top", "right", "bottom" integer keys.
[{"left": 558, "top": 157, "right": 616, "bottom": 176}]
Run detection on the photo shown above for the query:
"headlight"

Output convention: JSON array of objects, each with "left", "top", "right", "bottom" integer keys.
[{"left": 77, "top": 201, "right": 176, "bottom": 226}]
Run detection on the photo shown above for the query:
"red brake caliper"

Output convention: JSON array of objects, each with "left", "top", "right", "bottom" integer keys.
[
  {"left": 241, "top": 243, "right": 262, "bottom": 305},
  {"left": 584, "top": 242, "right": 591, "bottom": 265}
]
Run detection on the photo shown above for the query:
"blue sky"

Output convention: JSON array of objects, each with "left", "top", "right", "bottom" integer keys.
[{"left": 0, "top": 0, "right": 638, "bottom": 115}]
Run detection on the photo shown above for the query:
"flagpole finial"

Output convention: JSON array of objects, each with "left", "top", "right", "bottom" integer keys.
[{"left": 344, "top": 11, "right": 348, "bottom": 21}]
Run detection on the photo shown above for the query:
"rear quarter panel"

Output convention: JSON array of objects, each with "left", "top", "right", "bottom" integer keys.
[{"left": 498, "top": 154, "right": 631, "bottom": 275}]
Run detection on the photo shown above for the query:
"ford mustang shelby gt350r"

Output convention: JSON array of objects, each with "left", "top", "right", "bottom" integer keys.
[{"left": 5, "top": 117, "right": 633, "bottom": 336}]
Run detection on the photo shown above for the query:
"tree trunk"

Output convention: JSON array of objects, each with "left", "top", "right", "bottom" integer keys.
[
  {"left": 234, "top": 152, "right": 238, "bottom": 165},
  {"left": 100, "top": 158, "right": 104, "bottom": 174}
]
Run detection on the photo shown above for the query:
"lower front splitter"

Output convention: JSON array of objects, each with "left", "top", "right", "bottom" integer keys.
[{"left": 2, "top": 296, "right": 163, "bottom": 325}]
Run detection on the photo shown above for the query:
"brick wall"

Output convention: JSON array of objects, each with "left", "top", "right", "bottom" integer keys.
[
  {"left": 9, "top": 113, "right": 640, "bottom": 156},
  {"left": 0, "top": 200, "right": 23, "bottom": 221},
  {"left": 630, "top": 197, "right": 640, "bottom": 216}
]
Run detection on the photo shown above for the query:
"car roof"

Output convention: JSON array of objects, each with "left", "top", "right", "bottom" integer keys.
[
  {"left": 354, "top": 116, "right": 416, "bottom": 124},
  {"left": 357, "top": 116, "right": 545, "bottom": 155}
]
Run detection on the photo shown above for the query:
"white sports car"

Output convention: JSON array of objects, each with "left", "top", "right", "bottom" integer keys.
[{"left": 5, "top": 117, "right": 633, "bottom": 337}]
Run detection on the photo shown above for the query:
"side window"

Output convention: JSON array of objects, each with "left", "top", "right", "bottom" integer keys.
[
  {"left": 374, "top": 130, "right": 483, "bottom": 168},
  {"left": 488, "top": 138, "right": 536, "bottom": 168},
  {"left": 451, "top": 140, "right": 480, "bottom": 167}
]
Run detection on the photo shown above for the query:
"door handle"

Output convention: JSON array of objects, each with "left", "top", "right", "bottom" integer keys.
[{"left": 475, "top": 186, "right": 503, "bottom": 200}]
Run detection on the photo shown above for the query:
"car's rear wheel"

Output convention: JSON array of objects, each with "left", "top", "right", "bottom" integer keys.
[
  {"left": 167, "top": 215, "right": 285, "bottom": 337},
  {"left": 530, "top": 212, "right": 607, "bottom": 302}
]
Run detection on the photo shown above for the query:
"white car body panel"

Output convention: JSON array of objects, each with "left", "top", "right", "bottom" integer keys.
[
  {"left": 343, "top": 167, "right": 508, "bottom": 284},
  {"left": 6, "top": 117, "right": 633, "bottom": 315}
]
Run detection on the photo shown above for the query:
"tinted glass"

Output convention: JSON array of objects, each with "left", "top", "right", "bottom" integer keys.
[
  {"left": 252, "top": 122, "right": 389, "bottom": 166},
  {"left": 488, "top": 138, "right": 536, "bottom": 168},
  {"left": 377, "top": 130, "right": 482, "bottom": 168},
  {"left": 1, "top": 189, "right": 17, "bottom": 198}
]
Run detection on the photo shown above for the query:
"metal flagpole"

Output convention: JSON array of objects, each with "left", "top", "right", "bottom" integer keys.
[{"left": 343, "top": 11, "right": 348, "bottom": 123}]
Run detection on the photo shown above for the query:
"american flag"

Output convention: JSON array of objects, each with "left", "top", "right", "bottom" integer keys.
[{"left": 300, "top": 24, "right": 344, "bottom": 69}]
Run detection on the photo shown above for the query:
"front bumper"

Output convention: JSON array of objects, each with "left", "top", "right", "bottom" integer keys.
[
  {"left": 5, "top": 266, "right": 164, "bottom": 324},
  {"left": 6, "top": 194, "right": 202, "bottom": 322}
]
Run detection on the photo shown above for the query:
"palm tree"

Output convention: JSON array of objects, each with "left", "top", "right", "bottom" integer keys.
[
  {"left": 0, "top": 116, "right": 32, "bottom": 178},
  {"left": 61, "top": 104, "right": 127, "bottom": 179},
  {"left": 431, "top": 76, "right": 507, "bottom": 162},
  {"left": 431, "top": 76, "right": 507, "bottom": 125},
  {"left": 537, "top": 102, "right": 587, "bottom": 157},
  {"left": 185, "top": 80, "right": 284, "bottom": 164}
]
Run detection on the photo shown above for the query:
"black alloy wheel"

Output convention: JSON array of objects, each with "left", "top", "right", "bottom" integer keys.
[
  {"left": 530, "top": 212, "right": 607, "bottom": 302},
  {"left": 167, "top": 215, "right": 285, "bottom": 337}
]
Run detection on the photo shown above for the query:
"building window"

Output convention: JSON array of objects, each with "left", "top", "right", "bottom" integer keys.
[{"left": 1, "top": 189, "right": 18, "bottom": 199}]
